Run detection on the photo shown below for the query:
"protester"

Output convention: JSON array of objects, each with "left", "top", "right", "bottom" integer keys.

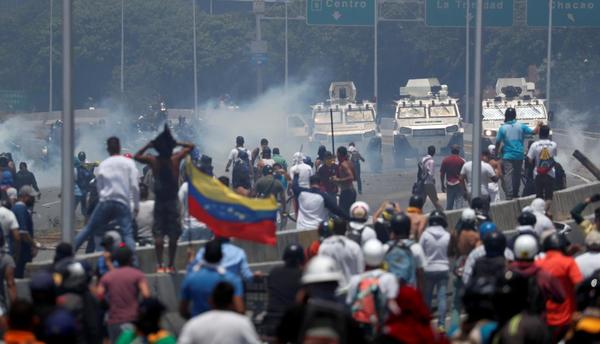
[
  {"left": 567, "top": 271, "right": 600, "bottom": 342},
  {"left": 276, "top": 255, "right": 366, "bottom": 343},
  {"left": 97, "top": 245, "right": 151, "bottom": 342},
  {"left": 4, "top": 300, "right": 43, "bottom": 344},
  {"left": 29, "top": 271, "right": 57, "bottom": 341},
  {"left": 251, "top": 138, "right": 270, "bottom": 172},
  {"left": 134, "top": 127, "right": 195, "bottom": 273},
  {"left": 12, "top": 185, "right": 37, "bottom": 278},
  {"left": 14, "top": 162, "right": 40, "bottom": 199},
  {"left": 385, "top": 213, "right": 427, "bottom": 291},
  {"left": 0, "top": 190, "right": 19, "bottom": 258},
  {"left": 417, "top": 146, "right": 444, "bottom": 212},
  {"left": 317, "top": 151, "right": 339, "bottom": 200},
  {"left": 292, "top": 174, "right": 346, "bottom": 231},
  {"left": 96, "top": 231, "right": 121, "bottom": 277},
  {"left": 179, "top": 281, "right": 260, "bottom": 344},
  {"left": 225, "top": 136, "right": 253, "bottom": 191},
  {"left": 263, "top": 244, "right": 305, "bottom": 336},
  {"left": 0, "top": 233, "right": 16, "bottom": 311},
  {"left": 116, "top": 298, "right": 176, "bottom": 344},
  {"left": 459, "top": 150, "right": 498, "bottom": 205},
  {"left": 190, "top": 237, "right": 254, "bottom": 283},
  {"left": 74, "top": 152, "right": 95, "bottom": 217},
  {"left": 347, "top": 201, "right": 376, "bottom": 245},
  {"left": 348, "top": 142, "right": 365, "bottom": 194},
  {"left": 289, "top": 152, "right": 312, "bottom": 188},
  {"left": 272, "top": 147, "right": 287, "bottom": 171},
  {"left": 529, "top": 198, "right": 554, "bottom": 235},
  {"left": 575, "top": 231, "right": 600, "bottom": 279},
  {"left": 318, "top": 218, "right": 364, "bottom": 289},
  {"left": 178, "top": 181, "right": 213, "bottom": 242},
  {"left": 470, "top": 231, "right": 508, "bottom": 282},
  {"left": 449, "top": 277, "right": 497, "bottom": 343},
  {"left": 135, "top": 183, "right": 154, "bottom": 244},
  {"left": 440, "top": 144, "right": 465, "bottom": 210},
  {"left": 527, "top": 125, "right": 557, "bottom": 201},
  {"left": 535, "top": 233, "right": 583, "bottom": 341},
  {"left": 570, "top": 193, "right": 600, "bottom": 234},
  {"left": 406, "top": 195, "right": 427, "bottom": 240},
  {"left": 486, "top": 145, "right": 502, "bottom": 203},
  {"left": 314, "top": 145, "right": 327, "bottom": 171},
  {"left": 253, "top": 166, "right": 286, "bottom": 213},
  {"left": 495, "top": 107, "right": 541, "bottom": 200},
  {"left": 74, "top": 137, "right": 139, "bottom": 256},
  {"left": 346, "top": 239, "right": 399, "bottom": 339},
  {"left": 419, "top": 210, "right": 450, "bottom": 330},
  {"left": 180, "top": 240, "right": 244, "bottom": 319},
  {"left": 334, "top": 146, "right": 356, "bottom": 215}
]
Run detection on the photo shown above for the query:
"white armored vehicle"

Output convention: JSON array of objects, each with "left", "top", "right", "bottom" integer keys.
[
  {"left": 289, "top": 81, "right": 382, "bottom": 171},
  {"left": 392, "top": 78, "right": 463, "bottom": 167},
  {"left": 481, "top": 78, "right": 551, "bottom": 146}
]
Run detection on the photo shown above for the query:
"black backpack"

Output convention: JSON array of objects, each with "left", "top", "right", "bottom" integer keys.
[
  {"left": 297, "top": 300, "right": 348, "bottom": 344},
  {"left": 76, "top": 165, "right": 94, "bottom": 192},
  {"left": 233, "top": 149, "right": 251, "bottom": 180}
]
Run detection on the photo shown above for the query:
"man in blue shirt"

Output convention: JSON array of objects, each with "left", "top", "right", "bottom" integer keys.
[
  {"left": 188, "top": 237, "right": 254, "bottom": 282},
  {"left": 12, "top": 186, "right": 37, "bottom": 278},
  {"left": 495, "top": 108, "right": 540, "bottom": 200},
  {"left": 179, "top": 239, "right": 244, "bottom": 319}
]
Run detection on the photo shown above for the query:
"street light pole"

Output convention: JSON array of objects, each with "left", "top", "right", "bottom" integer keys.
[
  {"left": 61, "top": 0, "right": 74, "bottom": 243},
  {"left": 193, "top": 0, "right": 198, "bottom": 117},
  {"left": 256, "top": 13, "right": 263, "bottom": 96},
  {"left": 49, "top": 0, "right": 53, "bottom": 113},
  {"left": 471, "top": 0, "right": 483, "bottom": 198},
  {"left": 465, "top": 0, "right": 470, "bottom": 123},
  {"left": 284, "top": 0, "right": 288, "bottom": 94},
  {"left": 120, "top": 0, "right": 124, "bottom": 96},
  {"left": 373, "top": 0, "right": 378, "bottom": 104},
  {"left": 546, "top": 0, "right": 553, "bottom": 110}
]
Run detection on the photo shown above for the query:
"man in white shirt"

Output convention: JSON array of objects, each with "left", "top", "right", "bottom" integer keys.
[
  {"left": 419, "top": 146, "right": 443, "bottom": 212},
  {"left": 178, "top": 181, "right": 212, "bottom": 242},
  {"left": 179, "top": 281, "right": 260, "bottom": 344},
  {"left": 576, "top": 231, "right": 600, "bottom": 279},
  {"left": 460, "top": 150, "right": 498, "bottom": 206},
  {"left": 318, "top": 218, "right": 364, "bottom": 289},
  {"left": 527, "top": 125, "right": 558, "bottom": 201},
  {"left": 135, "top": 183, "right": 154, "bottom": 243},
  {"left": 289, "top": 152, "right": 312, "bottom": 188},
  {"left": 292, "top": 174, "right": 346, "bottom": 231},
  {"left": 225, "top": 136, "right": 253, "bottom": 189},
  {"left": 74, "top": 137, "right": 139, "bottom": 253}
]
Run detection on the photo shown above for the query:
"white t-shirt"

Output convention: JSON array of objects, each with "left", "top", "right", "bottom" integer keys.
[
  {"left": 135, "top": 200, "right": 154, "bottom": 240},
  {"left": 460, "top": 161, "right": 496, "bottom": 195},
  {"left": 178, "top": 310, "right": 260, "bottom": 344},
  {"left": 576, "top": 251, "right": 600, "bottom": 279},
  {"left": 227, "top": 147, "right": 250, "bottom": 164},
  {"left": 178, "top": 182, "right": 207, "bottom": 230},
  {"left": 319, "top": 235, "right": 365, "bottom": 288},
  {"left": 289, "top": 163, "right": 313, "bottom": 188},
  {"left": 346, "top": 269, "right": 399, "bottom": 305},
  {"left": 527, "top": 139, "right": 558, "bottom": 177},
  {"left": 96, "top": 155, "right": 140, "bottom": 210},
  {"left": 0, "top": 207, "right": 18, "bottom": 245},
  {"left": 421, "top": 155, "right": 435, "bottom": 185}
]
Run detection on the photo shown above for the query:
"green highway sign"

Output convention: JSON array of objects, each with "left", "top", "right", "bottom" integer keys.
[
  {"left": 426, "top": 0, "right": 514, "bottom": 27},
  {"left": 306, "top": 0, "right": 374, "bottom": 26},
  {"left": 527, "top": 0, "right": 600, "bottom": 27}
]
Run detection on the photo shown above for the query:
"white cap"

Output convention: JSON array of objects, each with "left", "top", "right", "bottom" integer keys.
[
  {"left": 514, "top": 234, "right": 539, "bottom": 260},
  {"left": 301, "top": 256, "right": 343, "bottom": 285},
  {"left": 362, "top": 239, "right": 385, "bottom": 267}
]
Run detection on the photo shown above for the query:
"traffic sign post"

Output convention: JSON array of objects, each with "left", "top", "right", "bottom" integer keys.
[
  {"left": 527, "top": 0, "right": 600, "bottom": 27},
  {"left": 425, "top": 0, "right": 514, "bottom": 27},
  {"left": 306, "top": 0, "right": 375, "bottom": 26}
]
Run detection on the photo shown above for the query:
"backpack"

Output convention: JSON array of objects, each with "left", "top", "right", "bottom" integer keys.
[
  {"left": 297, "top": 300, "right": 348, "bottom": 344},
  {"left": 232, "top": 149, "right": 250, "bottom": 180},
  {"left": 76, "top": 165, "right": 93, "bottom": 192},
  {"left": 346, "top": 226, "right": 364, "bottom": 245},
  {"left": 412, "top": 157, "right": 431, "bottom": 196},
  {"left": 350, "top": 273, "right": 387, "bottom": 337},
  {"left": 384, "top": 240, "right": 416, "bottom": 285},
  {"left": 536, "top": 145, "right": 555, "bottom": 175},
  {"left": 554, "top": 162, "right": 566, "bottom": 190}
]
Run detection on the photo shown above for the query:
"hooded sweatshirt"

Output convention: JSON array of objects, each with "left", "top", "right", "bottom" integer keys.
[{"left": 419, "top": 225, "right": 450, "bottom": 272}]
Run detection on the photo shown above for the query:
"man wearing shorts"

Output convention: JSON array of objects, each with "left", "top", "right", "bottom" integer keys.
[{"left": 135, "top": 125, "right": 194, "bottom": 273}]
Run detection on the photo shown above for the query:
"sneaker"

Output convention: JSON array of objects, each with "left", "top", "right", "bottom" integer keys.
[
  {"left": 166, "top": 266, "right": 177, "bottom": 274},
  {"left": 156, "top": 266, "right": 166, "bottom": 273}
]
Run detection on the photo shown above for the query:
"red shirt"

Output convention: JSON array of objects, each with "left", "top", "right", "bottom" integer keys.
[
  {"left": 535, "top": 251, "right": 583, "bottom": 326},
  {"left": 440, "top": 154, "right": 465, "bottom": 186},
  {"left": 99, "top": 266, "right": 147, "bottom": 325}
]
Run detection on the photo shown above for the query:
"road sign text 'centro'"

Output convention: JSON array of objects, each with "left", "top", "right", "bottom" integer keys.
[{"left": 307, "top": 0, "right": 375, "bottom": 26}]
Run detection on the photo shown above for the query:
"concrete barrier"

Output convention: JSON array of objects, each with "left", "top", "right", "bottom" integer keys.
[{"left": 552, "top": 182, "right": 600, "bottom": 221}]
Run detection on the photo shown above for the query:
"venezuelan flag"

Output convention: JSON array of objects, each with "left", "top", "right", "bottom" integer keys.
[{"left": 186, "top": 160, "right": 278, "bottom": 245}]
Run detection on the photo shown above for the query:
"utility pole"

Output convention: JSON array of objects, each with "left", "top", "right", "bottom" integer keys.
[
  {"left": 256, "top": 13, "right": 263, "bottom": 96},
  {"left": 193, "top": 0, "right": 198, "bottom": 117},
  {"left": 545, "top": 0, "right": 553, "bottom": 110},
  {"left": 120, "top": 0, "right": 125, "bottom": 96},
  {"left": 284, "top": 0, "right": 288, "bottom": 94},
  {"left": 465, "top": 0, "right": 470, "bottom": 123},
  {"left": 61, "top": 0, "right": 74, "bottom": 243},
  {"left": 471, "top": 0, "right": 483, "bottom": 198},
  {"left": 49, "top": 0, "right": 53, "bottom": 113},
  {"left": 373, "top": 0, "right": 378, "bottom": 104}
]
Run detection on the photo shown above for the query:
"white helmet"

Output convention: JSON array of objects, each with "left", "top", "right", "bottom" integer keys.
[
  {"left": 292, "top": 152, "right": 304, "bottom": 165},
  {"left": 514, "top": 234, "right": 539, "bottom": 260},
  {"left": 302, "top": 256, "right": 343, "bottom": 285},
  {"left": 350, "top": 201, "right": 370, "bottom": 221},
  {"left": 531, "top": 198, "right": 546, "bottom": 214},
  {"left": 487, "top": 144, "right": 496, "bottom": 156},
  {"left": 362, "top": 239, "right": 385, "bottom": 267},
  {"left": 461, "top": 208, "right": 477, "bottom": 222}
]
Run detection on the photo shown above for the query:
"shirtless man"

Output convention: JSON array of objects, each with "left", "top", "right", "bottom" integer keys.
[
  {"left": 333, "top": 146, "right": 356, "bottom": 217},
  {"left": 135, "top": 126, "right": 195, "bottom": 272}
]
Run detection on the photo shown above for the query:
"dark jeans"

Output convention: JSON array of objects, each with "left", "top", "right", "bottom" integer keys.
[
  {"left": 501, "top": 159, "right": 523, "bottom": 200},
  {"left": 535, "top": 174, "right": 555, "bottom": 201},
  {"left": 75, "top": 192, "right": 88, "bottom": 217},
  {"left": 339, "top": 188, "right": 357, "bottom": 217},
  {"left": 446, "top": 184, "right": 464, "bottom": 210},
  {"left": 74, "top": 200, "right": 136, "bottom": 254},
  {"left": 424, "top": 270, "right": 449, "bottom": 327},
  {"left": 353, "top": 161, "right": 362, "bottom": 194}
]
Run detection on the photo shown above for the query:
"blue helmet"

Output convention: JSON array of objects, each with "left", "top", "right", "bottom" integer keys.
[{"left": 479, "top": 221, "right": 497, "bottom": 238}]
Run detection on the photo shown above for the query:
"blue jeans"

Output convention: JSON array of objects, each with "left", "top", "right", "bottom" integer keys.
[
  {"left": 74, "top": 201, "right": 136, "bottom": 254},
  {"left": 446, "top": 184, "right": 464, "bottom": 210},
  {"left": 424, "top": 270, "right": 449, "bottom": 327}
]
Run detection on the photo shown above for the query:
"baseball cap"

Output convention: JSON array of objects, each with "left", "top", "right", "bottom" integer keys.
[{"left": 19, "top": 185, "right": 38, "bottom": 197}]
